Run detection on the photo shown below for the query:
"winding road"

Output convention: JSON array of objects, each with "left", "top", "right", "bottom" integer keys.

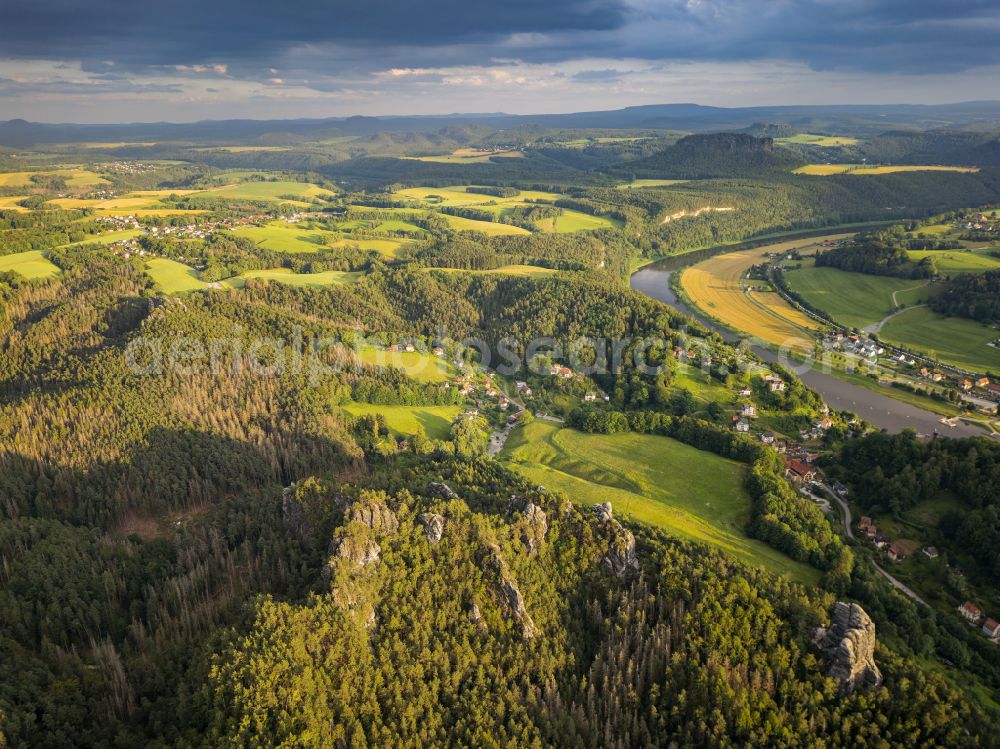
[{"left": 823, "top": 484, "right": 928, "bottom": 607}]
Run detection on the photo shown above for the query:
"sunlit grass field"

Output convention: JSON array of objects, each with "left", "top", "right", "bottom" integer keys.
[
  {"left": 907, "top": 249, "right": 1000, "bottom": 275},
  {"left": 0, "top": 250, "right": 61, "bottom": 279},
  {"left": 501, "top": 421, "right": 819, "bottom": 583},
  {"left": 145, "top": 259, "right": 362, "bottom": 294},
  {"left": 231, "top": 222, "right": 339, "bottom": 253},
  {"left": 341, "top": 403, "right": 461, "bottom": 439},
  {"left": 879, "top": 307, "right": 1000, "bottom": 373},
  {"left": 783, "top": 260, "right": 936, "bottom": 329},
  {"left": 354, "top": 346, "right": 454, "bottom": 383},
  {"left": 794, "top": 164, "right": 978, "bottom": 175}
]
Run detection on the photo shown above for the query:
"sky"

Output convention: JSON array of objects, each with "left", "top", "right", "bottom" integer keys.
[{"left": 1, "top": 0, "right": 999, "bottom": 123}]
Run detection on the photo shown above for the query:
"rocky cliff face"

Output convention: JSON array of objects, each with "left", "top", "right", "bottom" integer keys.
[
  {"left": 417, "top": 512, "right": 445, "bottom": 543},
  {"left": 508, "top": 496, "right": 548, "bottom": 553},
  {"left": 818, "top": 602, "right": 883, "bottom": 693},
  {"left": 482, "top": 546, "right": 538, "bottom": 640},
  {"left": 592, "top": 502, "right": 638, "bottom": 577},
  {"left": 347, "top": 493, "right": 399, "bottom": 535}
]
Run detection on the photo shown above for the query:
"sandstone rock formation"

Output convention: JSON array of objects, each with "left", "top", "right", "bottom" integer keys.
[
  {"left": 482, "top": 546, "right": 537, "bottom": 639},
  {"left": 417, "top": 512, "right": 445, "bottom": 543},
  {"left": 428, "top": 482, "right": 458, "bottom": 500},
  {"left": 592, "top": 502, "right": 638, "bottom": 577},
  {"left": 328, "top": 532, "right": 381, "bottom": 569},
  {"left": 508, "top": 496, "right": 548, "bottom": 553},
  {"left": 818, "top": 602, "right": 883, "bottom": 693},
  {"left": 346, "top": 493, "right": 399, "bottom": 535}
]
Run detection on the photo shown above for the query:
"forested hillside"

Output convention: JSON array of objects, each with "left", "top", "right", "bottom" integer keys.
[{"left": 930, "top": 270, "right": 1000, "bottom": 322}]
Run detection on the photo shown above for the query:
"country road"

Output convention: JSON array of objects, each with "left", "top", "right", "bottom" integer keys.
[
  {"left": 487, "top": 392, "right": 527, "bottom": 456},
  {"left": 863, "top": 303, "right": 927, "bottom": 335},
  {"left": 824, "top": 484, "right": 928, "bottom": 607}
]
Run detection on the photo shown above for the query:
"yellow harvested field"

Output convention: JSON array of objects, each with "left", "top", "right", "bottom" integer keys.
[
  {"left": 401, "top": 149, "right": 524, "bottom": 163},
  {"left": 0, "top": 168, "right": 109, "bottom": 187},
  {"left": 680, "top": 238, "right": 840, "bottom": 352},
  {"left": 442, "top": 214, "right": 531, "bottom": 236},
  {"left": 48, "top": 197, "right": 161, "bottom": 211},
  {"left": 794, "top": 164, "right": 979, "bottom": 176},
  {"left": 0, "top": 195, "right": 30, "bottom": 212}
]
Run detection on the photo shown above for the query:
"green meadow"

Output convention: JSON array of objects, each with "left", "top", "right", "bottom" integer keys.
[
  {"left": 329, "top": 238, "right": 406, "bottom": 258},
  {"left": 879, "top": 307, "right": 1000, "bottom": 373},
  {"left": 908, "top": 249, "right": 1000, "bottom": 275},
  {"left": 205, "top": 181, "right": 334, "bottom": 203},
  {"left": 441, "top": 214, "right": 532, "bottom": 236},
  {"left": 354, "top": 347, "right": 454, "bottom": 383},
  {"left": 778, "top": 133, "right": 859, "bottom": 147},
  {"left": 534, "top": 209, "right": 622, "bottom": 233},
  {"left": 784, "top": 260, "right": 936, "bottom": 329},
  {"left": 0, "top": 250, "right": 61, "bottom": 279},
  {"left": 0, "top": 168, "right": 109, "bottom": 188},
  {"left": 220, "top": 269, "right": 362, "bottom": 289},
  {"left": 145, "top": 259, "right": 362, "bottom": 294},
  {"left": 341, "top": 403, "right": 462, "bottom": 439},
  {"left": 501, "top": 421, "right": 820, "bottom": 583},
  {"left": 231, "top": 222, "right": 339, "bottom": 253},
  {"left": 144, "top": 258, "right": 209, "bottom": 294}
]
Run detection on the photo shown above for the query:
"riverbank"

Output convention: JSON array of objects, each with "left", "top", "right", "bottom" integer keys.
[{"left": 631, "top": 236, "right": 993, "bottom": 438}]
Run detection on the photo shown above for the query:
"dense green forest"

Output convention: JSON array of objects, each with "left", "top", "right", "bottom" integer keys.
[
  {"left": 611, "top": 133, "right": 804, "bottom": 179},
  {"left": 828, "top": 432, "right": 1000, "bottom": 586},
  {"left": 3, "top": 125, "right": 1000, "bottom": 745},
  {"left": 930, "top": 270, "right": 1000, "bottom": 322},
  {"left": 815, "top": 229, "right": 935, "bottom": 278}
]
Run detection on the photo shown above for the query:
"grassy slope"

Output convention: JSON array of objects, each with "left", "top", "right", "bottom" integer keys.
[
  {"left": 879, "top": 307, "right": 1000, "bottom": 373},
  {"left": 206, "top": 181, "right": 333, "bottom": 202},
  {"left": 145, "top": 259, "right": 362, "bottom": 294},
  {"left": 354, "top": 347, "right": 454, "bottom": 383},
  {"left": 501, "top": 421, "right": 820, "bottom": 584},
  {"left": 231, "top": 223, "right": 339, "bottom": 253},
  {"left": 221, "top": 269, "right": 361, "bottom": 289},
  {"left": 908, "top": 250, "right": 1000, "bottom": 275},
  {"left": 341, "top": 403, "right": 461, "bottom": 440},
  {"left": 784, "top": 261, "right": 936, "bottom": 329},
  {"left": 0, "top": 250, "right": 61, "bottom": 279}
]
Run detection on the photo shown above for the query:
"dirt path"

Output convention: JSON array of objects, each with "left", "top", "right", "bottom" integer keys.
[{"left": 864, "top": 303, "right": 927, "bottom": 334}]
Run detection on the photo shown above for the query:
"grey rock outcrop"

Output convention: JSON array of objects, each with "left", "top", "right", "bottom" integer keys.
[
  {"left": 329, "top": 533, "right": 381, "bottom": 569},
  {"left": 281, "top": 484, "right": 306, "bottom": 537},
  {"left": 508, "top": 497, "right": 548, "bottom": 553},
  {"left": 428, "top": 482, "right": 458, "bottom": 500},
  {"left": 347, "top": 495, "right": 399, "bottom": 535},
  {"left": 818, "top": 602, "right": 882, "bottom": 693},
  {"left": 593, "top": 502, "right": 613, "bottom": 523},
  {"left": 482, "top": 547, "right": 538, "bottom": 639},
  {"left": 592, "top": 502, "right": 638, "bottom": 577},
  {"left": 417, "top": 512, "right": 445, "bottom": 543}
]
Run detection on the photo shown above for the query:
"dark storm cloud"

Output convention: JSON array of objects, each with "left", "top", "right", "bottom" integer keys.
[
  {"left": 1, "top": 0, "right": 626, "bottom": 63},
  {"left": 2, "top": 0, "right": 998, "bottom": 78}
]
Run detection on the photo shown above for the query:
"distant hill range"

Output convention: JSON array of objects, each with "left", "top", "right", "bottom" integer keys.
[
  {"left": 859, "top": 129, "right": 1000, "bottom": 167},
  {"left": 611, "top": 133, "right": 804, "bottom": 179},
  {"left": 4, "top": 101, "right": 1000, "bottom": 147}
]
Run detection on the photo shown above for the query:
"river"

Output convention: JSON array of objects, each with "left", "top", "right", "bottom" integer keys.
[{"left": 631, "top": 248, "right": 991, "bottom": 439}]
